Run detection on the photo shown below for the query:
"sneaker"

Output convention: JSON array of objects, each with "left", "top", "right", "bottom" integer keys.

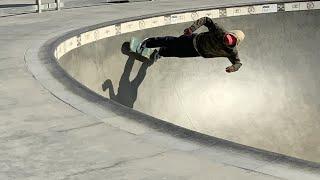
[{"left": 137, "top": 38, "right": 149, "bottom": 54}]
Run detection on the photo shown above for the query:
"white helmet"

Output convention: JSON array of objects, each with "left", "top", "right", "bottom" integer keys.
[{"left": 229, "top": 30, "right": 245, "bottom": 46}]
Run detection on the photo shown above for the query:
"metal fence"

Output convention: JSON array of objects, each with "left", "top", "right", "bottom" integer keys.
[
  {"left": 0, "top": 0, "right": 152, "bottom": 17},
  {"left": 0, "top": 0, "right": 62, "bottom": 17},
  {"left": 36, "top": 0, "right": 62, "bottom": 13}
]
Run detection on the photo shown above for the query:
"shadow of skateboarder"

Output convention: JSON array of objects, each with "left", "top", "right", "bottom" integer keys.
[{"left": 102, "top": 42, "right": 152, "bottom": 108}]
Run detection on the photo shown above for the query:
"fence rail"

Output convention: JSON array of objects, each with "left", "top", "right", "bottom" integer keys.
[
  {"left": 0, "top": 0, "right": 63, "bottom": 17},
  {"left": 36, "top": 0, "right": 61, "bottom": 13}
]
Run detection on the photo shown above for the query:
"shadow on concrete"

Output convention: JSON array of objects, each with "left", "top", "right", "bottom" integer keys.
[
  {"left": 102, "top": 42, "right": 152, "bottom": 108},
  {"left": 0, "top": 4, "right": 34, "bottom": 8}
]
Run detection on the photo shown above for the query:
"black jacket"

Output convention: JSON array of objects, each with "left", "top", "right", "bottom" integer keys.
[{"left": 189, "top": 17, "right": 242, "bottom": 69}]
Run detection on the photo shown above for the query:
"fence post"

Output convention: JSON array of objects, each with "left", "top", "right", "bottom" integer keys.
[
  {"left": 37, "top": 0, "right": 42, "bottom": 13},
  {"left": 56, "top": 0, "right": 61, "bottom": 11}
]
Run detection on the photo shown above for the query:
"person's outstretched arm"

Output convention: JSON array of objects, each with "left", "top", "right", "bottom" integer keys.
[
  {"left": 184, "top": 17, "right": 223, "bottom": 35},
  {"left": 226, "top": 54, "right": 242, "bottom": 73}
]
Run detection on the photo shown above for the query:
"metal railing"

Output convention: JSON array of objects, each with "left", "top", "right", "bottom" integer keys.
[
  {"left": 0, "top": 0, "right": 152, "bottom": 17},
  {"left": 36, "top": 0, "right": 61, "bottom": 13}
]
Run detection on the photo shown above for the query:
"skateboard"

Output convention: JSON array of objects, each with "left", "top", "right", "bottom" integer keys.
[{"left": 129, "top": 37, "right": 155, "bottom": 60}]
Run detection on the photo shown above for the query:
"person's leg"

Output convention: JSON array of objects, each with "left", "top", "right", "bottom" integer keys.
[
  {"left": 144, "top": 36, "right": 179, "bottom": 48},
  {"left": 158, "top": 34, "right": 199, "bottom": 58}
]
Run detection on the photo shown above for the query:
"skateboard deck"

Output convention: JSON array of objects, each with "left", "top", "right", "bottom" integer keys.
[{"left": 129, "top": 37, "right": 154, "bottom": 59}]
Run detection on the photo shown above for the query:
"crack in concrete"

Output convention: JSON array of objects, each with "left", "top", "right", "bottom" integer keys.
[
  {"left": 61, "top": 150, "right": 168, "bottom": 179},
  {"left": 225, "top": 163, "right": 287, "bottom": 180},
  {"left": 187, "top": 148, "right": 286, "bottom": 179},
  {"left": 55, "top": 122, "right": 104, "bottom": 133}
]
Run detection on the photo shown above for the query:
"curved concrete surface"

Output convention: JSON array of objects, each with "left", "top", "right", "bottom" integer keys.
[
  {"left": 3, "top": 0, "right": 320, "bottom": 179},
  {"left": 58, "top": 9, "right": 320, "bottom": 163}
]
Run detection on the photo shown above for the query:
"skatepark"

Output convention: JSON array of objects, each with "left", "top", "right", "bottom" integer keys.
[{"left": 1, "top": 0, "right": 320, "bottom": 179}]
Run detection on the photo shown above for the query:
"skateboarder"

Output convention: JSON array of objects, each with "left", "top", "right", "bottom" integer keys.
[{"left": 138, "top": 17, "right": 245, "bottom": 73}]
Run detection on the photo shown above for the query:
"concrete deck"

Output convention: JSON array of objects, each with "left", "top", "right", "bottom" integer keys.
[{"left": 1, "top": 0, "right": 319, "bottom": 179}]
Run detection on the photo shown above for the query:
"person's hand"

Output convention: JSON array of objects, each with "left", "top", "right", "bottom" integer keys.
[
  {"left": 226, "top": 65, "right": 236, "bottom": 73},
  {"left": 225, "top": 65, "right": 238, "bottom": 73},
  {"left": 226, "top": 63, "right": 242, "bottom": 73},
  {"left": 183, "top": 27, "right": 193, "bottom": 36}
]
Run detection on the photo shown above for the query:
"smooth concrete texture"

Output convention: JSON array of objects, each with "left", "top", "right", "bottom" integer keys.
[
  {"left": 1, "top": 0, "right": 320, "bottom": 179},
  {"left": 59, "top": 10, "right": 320, "bottom": 163}
]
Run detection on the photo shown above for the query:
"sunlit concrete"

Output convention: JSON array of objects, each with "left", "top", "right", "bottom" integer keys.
[{"left": 59, "top": 10, "right": 320, "bottom": 163}]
